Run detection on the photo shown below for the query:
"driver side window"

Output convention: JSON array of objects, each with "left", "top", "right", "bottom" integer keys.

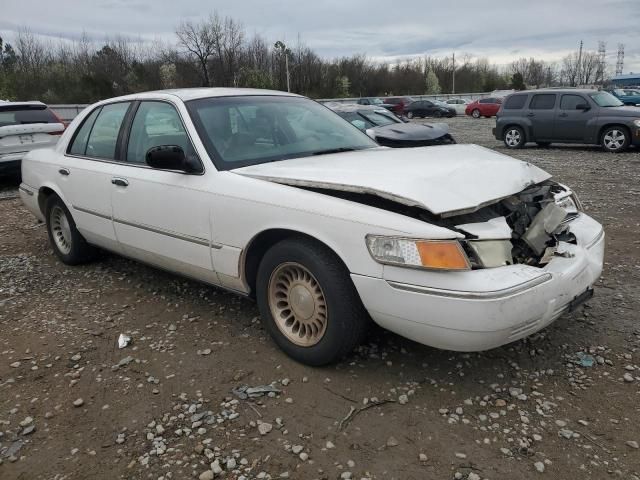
[{"left": 126, "top": 101, "right": 195, "bottom": 164}]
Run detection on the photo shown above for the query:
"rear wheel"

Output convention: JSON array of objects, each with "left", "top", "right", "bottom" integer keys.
[
  {"left": 601, "top": 126, "right": 630, "bottom": 153},
  {"left": 256, "top": 237, "right": 369, "bottom": 366},
  {"left": 471, "top": 109, "right": 481, "bottom": 119},
  {"left": 45, "top": 195, "right": 97, "bottom": 265},
  {"left": 503, "top": 126, "right": 526, "bottom": 149}
]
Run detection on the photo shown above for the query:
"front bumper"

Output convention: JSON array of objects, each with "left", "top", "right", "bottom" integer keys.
[{"left": 352, "top": 213, "right": 605, "bottom": 352}]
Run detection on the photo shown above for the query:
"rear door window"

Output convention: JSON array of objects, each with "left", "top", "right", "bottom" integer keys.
[
  {"left": 504, "top": 95, "right": 527, "bottom": 109},
  {"left": 529, "top": 94, "right": 556, "bottom": 110},
  {"left": 560, "top": 94, "right": 586, "bottom": 110},
  {"left": 85, "top": 102, "right": 131, "bottom": 160},
  {"left": 68, "top": 107, "right": 102, "bottom": 156}
]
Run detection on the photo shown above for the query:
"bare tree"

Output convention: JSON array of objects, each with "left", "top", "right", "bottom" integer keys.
[{"left": 176, "top": 16, "right": 217, "bottom": 86}]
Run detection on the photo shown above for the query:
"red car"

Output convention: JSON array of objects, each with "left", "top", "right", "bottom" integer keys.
[
  {"left": 384, "top": 96, "right": 416, "bottom": 114},
  {"left": 465, "top": 97, "right": 503, "bottom": 118}
]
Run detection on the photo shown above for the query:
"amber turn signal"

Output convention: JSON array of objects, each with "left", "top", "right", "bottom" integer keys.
[{"left": 416, "top": 241, "right": 471, "bottom": 271}]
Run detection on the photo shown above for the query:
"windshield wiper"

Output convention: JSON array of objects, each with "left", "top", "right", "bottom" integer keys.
[{"left": 311, "top": 147, "right": 358, "bottom": 156}]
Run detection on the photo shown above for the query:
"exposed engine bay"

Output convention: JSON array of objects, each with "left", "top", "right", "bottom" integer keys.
[{"left": 302, "top": 180, "right": 580, "bottom": 269}]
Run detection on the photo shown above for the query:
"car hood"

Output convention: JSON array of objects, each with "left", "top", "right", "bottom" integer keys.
[
  {"left": 600, "top": 105, "right": 640, "bottom": 115},
  {"left": 372, "top": 122, "right": 450, "bottom": 141},
  {"left": 232, "top": 144, "right": 551, "bottom": 216}
]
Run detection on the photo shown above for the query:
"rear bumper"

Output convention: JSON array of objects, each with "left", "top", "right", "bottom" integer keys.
[{"left": 352, "top": 214, "right": 604, "bottom": 352}]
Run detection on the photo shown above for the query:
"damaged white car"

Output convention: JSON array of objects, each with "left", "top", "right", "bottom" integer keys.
[{"left": 19, "top": 89, "right": 605, "bottom": 366}]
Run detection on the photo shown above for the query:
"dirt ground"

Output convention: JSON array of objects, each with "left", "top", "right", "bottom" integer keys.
[{"left": 1, "top": 115, "right": 639, "bottom": 480}]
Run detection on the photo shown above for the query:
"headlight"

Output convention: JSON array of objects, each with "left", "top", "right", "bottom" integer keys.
[
  {"left": 633, "top": 119, "right": 640, "bottom": 127},
  {"left": 555, "top": 195, "right": 579, "bottom": 214},
  {"left": 365, "top": 236, "right": 471, "bottom": 271}
]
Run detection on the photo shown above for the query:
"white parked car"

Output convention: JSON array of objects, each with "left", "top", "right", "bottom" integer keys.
[
  {"left": 443, "top": 98, "right": 471, "bottom": 115},
  {"left": 19, "top": 89, "right": 605, "bottom": 365},
  {"left": 0, "top": 101, "right": 65, "bottom": 177}
]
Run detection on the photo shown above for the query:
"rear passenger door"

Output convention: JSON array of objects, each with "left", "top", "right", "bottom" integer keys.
[
  {"left": 109, "top": 100, "right": 219, "bottom": 284},
  {"left": 554, "top": 94, "right": 594, "bottom": 141},
  {"left": 59, "top": 102, "right": 132, "bottom": 253},
  {"left": 526, "top": 94, "right": 557, "bottom": 140}
]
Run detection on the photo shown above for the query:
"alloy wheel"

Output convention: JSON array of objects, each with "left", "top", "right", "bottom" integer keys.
[
  {"left": 505, "top": 129, "right": 522, "bottom": 147},
  {"left": 603, "top": 129, "right": 626, "bottom": 151},
  {"left": 472, "top": 109, "right": 480, "bottom": 118},
  {"left": 268, "top": 262, "right": 328, "bottom": 347}
]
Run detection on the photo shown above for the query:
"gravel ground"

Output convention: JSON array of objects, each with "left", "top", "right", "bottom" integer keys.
[{"left": 1, "top": 115, "right": 639, "bottom": 480}]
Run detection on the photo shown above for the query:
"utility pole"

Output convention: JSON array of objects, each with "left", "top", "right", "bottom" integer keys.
[
  {"left": 274, "top": 41, "right": 291, "bottom": 93},
  {"left": 576, "top": 40, "right": 583, "bottom": 86},
  {"left": 616, "top": 44, "right": 625, "bottom": 76},
  {"left": 452, "top": 52, "right": 455, "bottom": 94}
]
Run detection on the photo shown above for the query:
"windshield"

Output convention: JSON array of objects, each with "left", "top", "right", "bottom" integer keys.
[
  {"left": 369, "top": 98, "right": 384, "bottom": 105},
  {"left": 589, "top": 92, "right": 624, "bottom": 107},
  {"left": 360, "top": 110, "right": 400, "bottom": 126},
  {"left": 186, "top": 96, "right": 377, "bottom": 169}
]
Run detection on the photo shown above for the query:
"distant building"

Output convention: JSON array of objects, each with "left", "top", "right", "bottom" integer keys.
[{"left": 610, "top": 74, "right": 640, "bottom": 87}]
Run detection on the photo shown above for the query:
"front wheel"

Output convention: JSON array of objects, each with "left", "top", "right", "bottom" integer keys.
[
  {"left": 45, "top": 195, "right": 97, "bottom": 265},
  {"left": 601, "top": 127, "right": 630, "bottom": 153},
  {"left": 406, "top": 111, "right": 414, "bottom": 119},
  {"left": 256, "top": 238, "right": 369, "bottom": 366},
  {"left": 503, "top": 126, "right": 526, "bottom": 149},
  {"left": 471, "top": 109, "right": 481, "bottom": 119}
]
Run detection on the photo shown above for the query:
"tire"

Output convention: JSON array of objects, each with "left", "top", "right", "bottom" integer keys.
[
  {"left": 406, "top": 111, "right": 414, "bottom": 119},
  {"left": 45, "top": 194, "right": 97, "bottom": 265},
  {"left": 601, "top": 126, "right": 630, "bottom": 153},
  {"left": 256, "top": 237, "right": 369, "bottom": 366},
  {"left": 433, "top": 111, "right": 442, "bottom": 118},
  {"left": 536, "top": 142, "right": 551, "bottom": 148},
  {"left": 503, "top": 126, "right": 526, "bottom": 149},
  {"left": 471, "top": 109, "right": 481, "bottom": 119}
]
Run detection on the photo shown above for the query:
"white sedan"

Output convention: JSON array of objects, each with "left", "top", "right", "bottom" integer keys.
[
  {"left": 19, "top": 88, "right": 605, "bottom": 365},
  {"left": 442, "top": 98, "right": 471, "bottom": 115}
]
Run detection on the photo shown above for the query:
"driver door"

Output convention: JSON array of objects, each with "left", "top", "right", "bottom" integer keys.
[{"left": 110, "top": 100, "right": 219, "bottom": 284}]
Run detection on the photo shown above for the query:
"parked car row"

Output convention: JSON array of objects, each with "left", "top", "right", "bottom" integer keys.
[
  {"left": 328, "top": 103, "right": 456, "bottom": 147},
  {"left": 18, "top": 87, "right": 604, "bottom": 366}
]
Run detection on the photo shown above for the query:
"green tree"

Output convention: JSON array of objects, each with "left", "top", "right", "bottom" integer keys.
[
  {"left": 424, "top": 67, "right": 441, "bottom": 94},
  {"left": 0, "top": 36, "right": 17, "bottom": 99},
  {"left": 511, "top": 72, "right": 526, "bottom": 90}
]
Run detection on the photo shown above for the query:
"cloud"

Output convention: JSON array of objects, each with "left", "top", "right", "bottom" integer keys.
[{"left": 1, "top": 0, "right": 638, "bottom": 71}]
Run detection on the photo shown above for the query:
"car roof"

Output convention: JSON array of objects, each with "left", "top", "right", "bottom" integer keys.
[
  {"left": 514, "top": 88, "right": 599, "bottom": 94},
  {"left": 98, "top": 88, "right": 301, "bottom": 105},
  {"left": 0, "top": 101, "right": 47, "bottom": 108},
  {"left": 328, "top": 103, "right": 390, "bottom": 113}
]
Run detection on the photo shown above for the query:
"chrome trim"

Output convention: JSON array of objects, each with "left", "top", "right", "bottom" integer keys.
[
  {"left": 113, "top": 217, "right": 210, "bottom": 247},
  {"left": 73, "top": 205, "right": 112, "bottom": 221},
  {"left": 386, "top": 273, "right": 553, "bottom": 300},
  {"left": 585, "top": 229, "right": 605, "bottom": 250},
  {"left": 72, "top": 204, "right": 221, "bottom": 249},
  {"left": 19, "top": 185, "right": 34, "bottom": 196}
]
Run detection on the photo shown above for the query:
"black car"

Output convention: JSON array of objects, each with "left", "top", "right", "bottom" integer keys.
[
  {"left": 405, "top": 100, "right": 456, "bottom": 119},
  {"left": 357, "top": 97, "right": 395, "bottom": 111},
  {"left": 329, "top": 104, "right": 456, "bottom": 147}
]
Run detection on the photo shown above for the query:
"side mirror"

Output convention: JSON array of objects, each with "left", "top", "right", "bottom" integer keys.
[
  {"left": 146, "top": 145, "right": 201, "bottom": 173},
  {"left": 365, "top": 128, "right": 377, "bottom": 140},
  {"left": 575, "top": 103, "right": 590, "bottom": 111}
]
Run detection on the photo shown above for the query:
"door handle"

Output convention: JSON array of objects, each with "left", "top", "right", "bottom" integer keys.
[
  {"left": 526, "top": 113, "right": 535, "bottom": 117},
  {"left": 111, "top": 177, "right": 129, "bottom": 187},
  {"left": 58, "top": 168, "right": 70, "bottom": 176}
]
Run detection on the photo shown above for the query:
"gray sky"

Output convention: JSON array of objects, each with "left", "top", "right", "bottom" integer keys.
[{"left": 1, "top": 0, "right": 639, "bottom": 73}]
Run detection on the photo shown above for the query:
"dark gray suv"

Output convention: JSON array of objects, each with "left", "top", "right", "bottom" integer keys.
[{"left": 494, "top": 89, "right": 640, "bottom": 153}]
